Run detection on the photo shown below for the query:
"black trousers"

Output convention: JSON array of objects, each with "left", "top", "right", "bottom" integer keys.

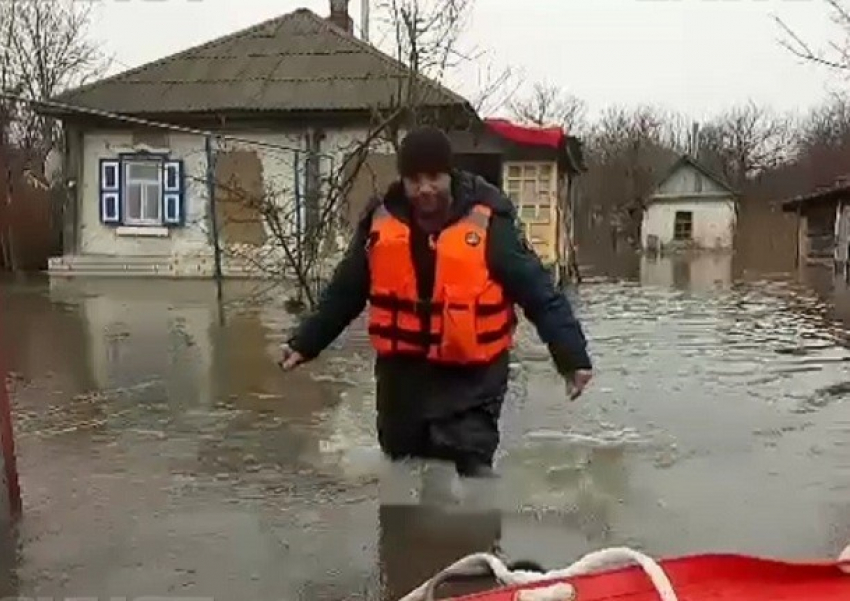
[{"left": 377, "top": 401, "right": 501, "bottom": 478}]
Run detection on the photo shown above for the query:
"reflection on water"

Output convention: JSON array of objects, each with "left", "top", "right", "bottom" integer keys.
[
  {"left": 379, "top": 504, "right": 502, "bottom": 601},
  {"left": 640, "top": 254, "right": 733, "bottom": 292},
  {"left": 2, "top": 255, "right": 850, "bottom": 598}
]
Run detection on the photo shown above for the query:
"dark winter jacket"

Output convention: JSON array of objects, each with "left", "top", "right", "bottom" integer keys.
[{"left": 287, "top": 169, "right": 591, "bottom": 418}]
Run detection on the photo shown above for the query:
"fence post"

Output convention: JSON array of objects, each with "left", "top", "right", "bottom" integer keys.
[
  {"left": 205, "top": 134, "right": 224, "bottom": 300},
  {"left": 293, "top": 150, "right": 303, "bottom": 297},
  {"left": 0, "top": 305, "right": 21, "bottom": 523}
]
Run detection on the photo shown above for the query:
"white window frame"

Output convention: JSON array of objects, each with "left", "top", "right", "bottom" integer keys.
[{"left": 123, "top": 159, "right": 163, "bottom": 226}]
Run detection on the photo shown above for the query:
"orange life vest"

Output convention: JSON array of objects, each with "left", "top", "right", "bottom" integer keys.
[{"left": 367, "top": 202, "right": 516, "bottom": 364}]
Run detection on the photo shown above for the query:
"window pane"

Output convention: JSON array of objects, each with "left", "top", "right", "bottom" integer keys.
[
  {"left": 144, "top": 184, "right": 160, "bottom": 219},
  {"left": 674, "top": 211, "right": 693, "bottom": 240},
  {"left": 521, "top": 180, "right": 536, "bottom": 201},
  {"left": 537, "top": 204, "right": 551, "bottom": 221},
  {"left": 520, "top": 205, "right": 536, "bottom": 220},
  {"left": 128, "top": 162, "right": 159, "bottom": 181},
  {"left": 165, "top": 164, "right": 178, "bottom": 189},
  {"left": 126, "top": 184, "right": 142, "bottom": 220},
  {"left": 103, "top": 164, "right": 117, "bottom": 189},
  {"left": 530, "top": 223, "right": 549, "bottom": 239}
]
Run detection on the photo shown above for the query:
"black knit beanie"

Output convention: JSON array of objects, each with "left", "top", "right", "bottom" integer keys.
[{"left": 397, "top": 126, "right": 453, "bottom": 178}]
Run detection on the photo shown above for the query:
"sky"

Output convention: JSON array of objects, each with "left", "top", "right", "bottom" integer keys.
[{"left": 88, "top": 0, "right": 845, "bottom": 123}]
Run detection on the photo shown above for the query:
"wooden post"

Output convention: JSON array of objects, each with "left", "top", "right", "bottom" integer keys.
[{"left": 0, "top": 297, "right": 21, "bottom": 521}]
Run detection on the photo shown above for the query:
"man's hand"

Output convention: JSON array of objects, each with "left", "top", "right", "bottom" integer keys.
[
  {"left": 278, "top": 343, "right": 306, "bottom": 371},
  {"left": 566, "top": 369, "right": 593, "bottom": 400}
]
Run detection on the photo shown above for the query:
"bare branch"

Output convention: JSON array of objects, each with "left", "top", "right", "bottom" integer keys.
[
  {"left": 2, "top": 0, "right": 109, "bottom": 156},
  {"left": 699, "top": 101, "right": 796, "bottom": 186},
  {"left": 774, "top": 1, "right": 850, "bottom": 72},
  {"left": 510, "top": 81, "right": 588, "bottom": 133}
]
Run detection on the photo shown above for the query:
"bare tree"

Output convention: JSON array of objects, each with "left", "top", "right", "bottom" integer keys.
[
  {"left": 373, "top": 0, "right": 517, "bottom": 128},
  {"left": 510, "top": 82, "right": 588, "bottom": 133},
  {"left": 217, "top": 0, "right": 495, "bottom": 309},
  {"left": 368, "top": 0, "right": 473, "bottom": 146},
  {"left": 1, "top": 0, "right": 109, "bottom": 157},
  {"left": 796, "top": 91, "right": 850, "bottom": 151},
  {"left": 697, "top": 101, "right": 795, "bottom": 188},
  {"left": 0, "top": 0, "right": 22, "bottom": 150},
  {"left": 747, "top": 92, "right": 850, "bottom": 203}
]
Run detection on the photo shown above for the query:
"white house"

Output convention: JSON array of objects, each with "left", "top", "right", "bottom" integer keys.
[
  {"left": 42, "top": 1, "right": 473, "bottom": 278},
  {"left": 640, "top": 155, "right": 738, "bottom": 253}
]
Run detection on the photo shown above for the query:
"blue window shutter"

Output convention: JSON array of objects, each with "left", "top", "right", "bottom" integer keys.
[
  {"left": 162, "top": 159, "right": 184, "bottom": 225},
  {"left": 99, "top": 159, "right": 121, "bottom": 224}
]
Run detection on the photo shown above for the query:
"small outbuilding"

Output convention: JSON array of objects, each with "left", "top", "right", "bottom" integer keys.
[{"left": 641, "top": 155, "right": 737, "bottom": 253}]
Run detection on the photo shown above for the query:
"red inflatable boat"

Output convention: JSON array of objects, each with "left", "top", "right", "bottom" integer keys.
[{"left": 399, "top": 545, "right": 850, "bottom": 601}]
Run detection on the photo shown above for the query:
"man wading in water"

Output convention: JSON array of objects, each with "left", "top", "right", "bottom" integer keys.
[{"left": 280, "top": 126, "right": 593, "bottom": 501}]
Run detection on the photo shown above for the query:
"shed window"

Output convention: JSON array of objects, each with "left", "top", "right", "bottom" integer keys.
[{"left": 674, "top": 211, "right": 693, "bottom": 240}]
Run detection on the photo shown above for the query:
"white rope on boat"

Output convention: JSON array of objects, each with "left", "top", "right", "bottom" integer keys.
[
  {"left": 400, "top": 541, "right": 850, "bottom": 601},
  {"left": 398, "top": 547, "right": 678, "bottom": 601},
  {"left": 839, "top": 541, "right": 850, "bottom": 575}
]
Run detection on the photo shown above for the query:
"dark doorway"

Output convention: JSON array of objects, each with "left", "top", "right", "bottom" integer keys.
[{"left": 454, "top": 153, "right": 502, "bottom": 188}]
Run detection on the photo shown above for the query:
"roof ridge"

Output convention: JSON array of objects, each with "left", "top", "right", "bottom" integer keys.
[
  {"left": 55, "top": 8, "right": 311, "bottom": 103},
  {"left": 110, "top": 74, "right": 423, "bottom": 84}
]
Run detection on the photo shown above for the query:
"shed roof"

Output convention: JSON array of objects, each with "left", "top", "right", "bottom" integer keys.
[
  {"left": 781, "top": 178, "right": 850, "bottom": 212},
  {"left": 46, "top": 8, "right": 470, "bottom": 118}
]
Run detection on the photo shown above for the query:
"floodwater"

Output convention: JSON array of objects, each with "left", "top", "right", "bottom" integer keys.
[{"left": 2, "top": 252, "right": 850, "bottom": 600}]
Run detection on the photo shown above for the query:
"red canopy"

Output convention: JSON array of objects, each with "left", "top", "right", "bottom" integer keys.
[{"left": 483, "top": 118, "right": 565, "bottom": 150}]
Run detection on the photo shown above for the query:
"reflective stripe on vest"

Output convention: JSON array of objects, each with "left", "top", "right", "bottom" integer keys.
[{"left": 366, "top": 203, "right": 515, "bottom": 364}]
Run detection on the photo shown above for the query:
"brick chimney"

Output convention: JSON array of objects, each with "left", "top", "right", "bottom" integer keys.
[{"left": 328, "top": 0, "right": 353, "bottom": 34}]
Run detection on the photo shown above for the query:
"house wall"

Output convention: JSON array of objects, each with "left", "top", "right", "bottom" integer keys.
[
  {"left": 641, "top": 197, "right": 736, "bottom": 250},
  {"left": 654, "top": 165, "right": 729, "bottom": 197},
  {"left": 77, "top": 125, "right": 390, "bottom": 261},
  {"left": 641, "top": 161, "right": 737, "bottom": 251}
]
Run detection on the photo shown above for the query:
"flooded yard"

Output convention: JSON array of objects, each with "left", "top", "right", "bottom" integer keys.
[{"left": 2, "top": 252, "right": 850, "bottom": 600}]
